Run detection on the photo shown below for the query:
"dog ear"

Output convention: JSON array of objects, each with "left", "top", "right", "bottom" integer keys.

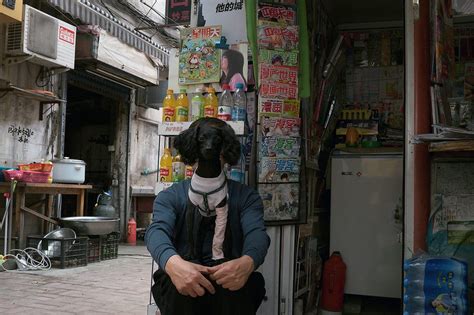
[
  {"left": 221, "top": 124, "right": 241, "bottom": 166},
  {"left": 174, "top": 126, "right": 198, "bottom": 165}
]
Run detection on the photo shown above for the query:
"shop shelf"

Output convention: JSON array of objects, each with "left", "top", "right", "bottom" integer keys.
[
  {"left": 158, "top": 121, "right": 245, "bottom": 136},
  {"left": 27, "top": 236, "right": 88, "bottom": 269}
]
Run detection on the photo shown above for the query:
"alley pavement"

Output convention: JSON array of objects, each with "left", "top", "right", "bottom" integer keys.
[{"left": 0, "top": 244, "right": 154, "bottom": 314}]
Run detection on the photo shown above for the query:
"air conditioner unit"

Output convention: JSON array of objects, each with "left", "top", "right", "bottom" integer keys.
[{"left": 5, "top": 5, "right": 76, "bottom": 69}]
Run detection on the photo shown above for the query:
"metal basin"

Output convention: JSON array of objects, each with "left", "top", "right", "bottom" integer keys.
[
  {"left": 58, "top": 216, "right": 120, "bottom": 236},
  {"left": 38, "top": 228, "right": 76, "bottom": 258}
]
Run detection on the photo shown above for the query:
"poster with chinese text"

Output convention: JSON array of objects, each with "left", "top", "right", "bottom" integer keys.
[
  {"left": 197, "top": 0, "right": 247, "bottom": 44},
  {"left": 258, "top": 98, "right": 300, "bottom": 118},
  {"left": 257, "top": 2, "right": 297, "bottom": 25},
  {"left": 179, "top": 26, "right": 221, "bottom": 85}
]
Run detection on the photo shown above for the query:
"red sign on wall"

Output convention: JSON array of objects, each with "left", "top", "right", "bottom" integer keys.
[
  {"left": 166, "top": 0, "right": 191, "bottom": 25},
  {"left": 59, "top": 26, "right": 75, "bottom": 45}
]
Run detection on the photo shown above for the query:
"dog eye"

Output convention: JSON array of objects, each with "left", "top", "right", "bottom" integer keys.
[{"left": 198, "top": 136, "right": 205, "bottom": 142}]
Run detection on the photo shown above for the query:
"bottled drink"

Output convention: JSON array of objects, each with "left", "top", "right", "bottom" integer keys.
[
  {"left": 232, "top": 82, "right": 247, "bottom": 121},
  {"left": 191, "top": 88, "right": 204, "bottom": 121},
  {"left": 175, "top": 89, "right": 189, "bottom": 122},
  {"left": 162, "top": 89, "right": 176, "bottom": 122},
  {"left": 218, "top": 84, "right": 233, "bottom": 121},
  {"left": 185, "top": 165, "right": 194, "bottom": 179},
  {"left": 159, "top": 148, "right": 173, "bottom": 182},
  {"left": 403, "top": 256, "right": 469, "bottom": 315},
  {"left": 204, "top": 87, "right": 218, "bottom": 118},
  {"left": 172, "top": 154, "right": 185, "bottom": 182}
]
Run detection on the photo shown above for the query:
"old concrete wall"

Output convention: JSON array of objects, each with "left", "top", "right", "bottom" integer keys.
[
  {"left": 0, "top": 24, "right": 61, "bottom": 167},
  {"left": 0, "top": 24, "right": 62, "bottom": 242},
  {"left": 129, "top": 106, "right": 160, "bottom": 191}
]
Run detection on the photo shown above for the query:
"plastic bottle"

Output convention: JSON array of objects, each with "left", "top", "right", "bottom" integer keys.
[
  {"left": 159, "top": 148, "right": 173, "bottom": 182},
  {"left": 175, "top": 89, "right": 189, "bottom": 122},
  {"left": 321, "top": 252, "right": 346, "bottom": 312},
  {"left": 191, "top": 88, "right": 204, "bottom": 121},
  {"left": 204, "top": 87, "right": 218, "bottom": 118},
  {"left": 172, "top": 154, "right": 185, "bottom": 182},
  {"left": 218, "top": 84, "right": 233, "bottom": 121},
  {"left": 232, "top": 82, "right": 247, "bottom": 121},
  {"left": 185, "top": 165, "right": 194, "bottom": 179},
  {"left": 403, "top": 256, "right": 469, "bottom": 315},
  {"left": 162, "top": 89, "right": 176, "bottom": 122}
]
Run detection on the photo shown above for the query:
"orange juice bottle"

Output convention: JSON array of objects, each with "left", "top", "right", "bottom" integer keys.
[
  {"left": 175, "top": 89, "right": 189, "bottom": 122},
  {"left": 159, "top": 148, "right": 173, "bottom": 182},
  {"left": 204, "top": 87, "right": 218, "bottom": 118},
  {"left": 162, "top": 89, "right": 176, "bottom": 122}
]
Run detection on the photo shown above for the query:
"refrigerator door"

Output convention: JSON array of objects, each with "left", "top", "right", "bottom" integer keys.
[{"left": 330, "top": 155, "right": 403, "bottom": 298}]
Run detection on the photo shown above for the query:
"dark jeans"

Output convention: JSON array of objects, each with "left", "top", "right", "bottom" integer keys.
[{"left": 152, "top": 269, "right": 266, "bottom": 315}]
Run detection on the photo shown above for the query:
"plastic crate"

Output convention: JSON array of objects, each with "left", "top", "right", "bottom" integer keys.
[
  {"left": 87, "top": 237, "right": 101, "bottom": 263},
  {"left": 0, "top": 167, "right": 15, "bottom": 182},
  {"left": 22, "top": 171, "right": 50, "bottom": 183},
  {"left": 18, "top": 163, "right": 53, "bottom": 172},
  {"left": 100, "top": 232, "right": 120, "bottom": 260},
  {"left": 2, "top": 170, "right": 23, "bottom": 182},
  {"left": 27, "top": 236, "right": 88, "bottom": 269}
]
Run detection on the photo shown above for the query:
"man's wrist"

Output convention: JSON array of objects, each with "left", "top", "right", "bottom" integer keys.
[
  {"left": 164, "top": 254, "right": 181, "bottom": 274},
  {"left": 241, "top": 255, "right": 255, "bottom": 272}
]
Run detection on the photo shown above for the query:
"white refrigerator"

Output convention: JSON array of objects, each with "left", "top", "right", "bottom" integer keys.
[{"left": 330, "top": 153, "right": 403, "bottom": 298}]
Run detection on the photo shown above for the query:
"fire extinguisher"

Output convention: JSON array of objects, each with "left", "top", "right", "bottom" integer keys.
[
  {"left": 127, "top": 217, "right": 136, "bottom": 245},
  {"left": 321, "top": 251, "right": 346, "bottom": 314}
]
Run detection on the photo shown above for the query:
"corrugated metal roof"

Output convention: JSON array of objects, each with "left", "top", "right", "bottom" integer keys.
[{"left": 47, "top": 0, "right": 169, "bottom": 67}]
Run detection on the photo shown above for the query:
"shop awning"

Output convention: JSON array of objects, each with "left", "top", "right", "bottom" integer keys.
[{"left": 46, "top": 0, "right": 169, "bottom": 67}]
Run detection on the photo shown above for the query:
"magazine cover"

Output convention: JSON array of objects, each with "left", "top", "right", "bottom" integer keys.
[
  {"left": 260, "top": 136, "right": 300, "bottom": 158},
  {"left": 179, "top": 26, "right": 221, "bottom": 85},
  {"left": 259, "top": 98, "right": 300, "bottom": 118},
  {"left": 260, "top": 116, "right": 300, "bottom": 137},
  {"left": 259, "top": 63, "right": 298, "bottom": 87},
  {"left": 260, "top": 82, "right": 298, "bottom": 99},
  {"left": 259, "top": 157, "right": 300, "bottom": 183},
  {"left": 257, "top": 2, "right": 297, "bottom": 25},
  {"left": 259, "top": 183, "right": 299, "bottom": 222},
  {"left": 257, "top": 24, "right": 299, "bottom": 51},
  {"left": 259, "top": 49, "right": 298, "bottom": 67}
]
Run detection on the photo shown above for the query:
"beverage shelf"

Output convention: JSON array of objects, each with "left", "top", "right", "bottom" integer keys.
[{"left": 158, "top": 121, "right": 245, "bottom": 136}]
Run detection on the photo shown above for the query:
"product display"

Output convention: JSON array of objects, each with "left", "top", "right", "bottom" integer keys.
[
  {"left": 159, "top": 148, "right": 172, "bottom": 182},
  {"left": 162, "top": 89, "right": 176, "bottom": 122},
  {"left": 232, "top": 83, "right": 247, "bottom": 121},
  {"left": 204, "top": 87, "right": 218, "bottom": 118},
  {"left": 191, "top": 88, "right": 205, "bottom": 121},
  {"left": 175, "top": 89, "right": 189, "bottom": 122},
  {"left": 218, "top": 84, "right": 233, "bottom": 121}
]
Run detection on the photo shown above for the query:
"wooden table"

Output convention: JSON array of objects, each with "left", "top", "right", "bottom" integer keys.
[{"left": 0, "top": 182, "right": 92, "bottom": 248}]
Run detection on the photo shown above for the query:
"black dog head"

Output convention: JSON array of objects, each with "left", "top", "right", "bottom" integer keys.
[{"left": 174, "top": 117, "right": 241, "bottom": 166}]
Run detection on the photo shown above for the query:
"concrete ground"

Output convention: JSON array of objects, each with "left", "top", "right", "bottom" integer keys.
[{"left": 0, "top": 244, "right": 154, "bottom": 315}]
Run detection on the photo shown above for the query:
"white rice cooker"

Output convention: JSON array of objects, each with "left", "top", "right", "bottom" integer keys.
[{"left": 52, "top": 158, "right": 86, "bottom": 184}]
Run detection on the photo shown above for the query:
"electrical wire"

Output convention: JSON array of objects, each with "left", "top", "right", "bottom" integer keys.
[
  {"left": 135, "top": 0, "right": 158, "bottom": 30},
  {"left": 1, "top": 248, "right": 51, "bottom": 272}
]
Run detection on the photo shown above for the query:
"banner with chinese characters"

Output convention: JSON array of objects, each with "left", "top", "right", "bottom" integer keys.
[
  {"left": 197, "top": 0, "right": 247, "bottom": 44},
  {"left": 166, "top": 0, "right": 191, "bottom": 25},
  {"left": 179, "top": 26, "right": 221, "bottom": 85},
  {"left": 257, "top": 25, "right": 299, "bottom": 51},
  {"left": 258, "top": 98, "right": 300, "bottom": 118},
  {"left": 257, "top": 2, "right": 297, "bottom": 25},
  {"left": 259, "top": 63, "right": 298, "bottom": 89},
  {"left": 256, "top": 2, "right": 301, "bottom": 224}
]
